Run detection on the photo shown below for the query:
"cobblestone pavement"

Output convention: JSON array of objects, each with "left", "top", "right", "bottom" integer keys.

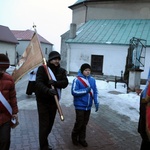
[{"left": 10, "top": 75, "right": 142, "bottom": 150}]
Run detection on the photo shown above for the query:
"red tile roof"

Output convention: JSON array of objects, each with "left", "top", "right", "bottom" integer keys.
[{"left": 11, "top": 30, "right": 53, "bottom": 45}]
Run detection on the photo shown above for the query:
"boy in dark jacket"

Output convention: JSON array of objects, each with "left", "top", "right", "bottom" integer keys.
[
  {"left": 71, "top": 63, "right": 99, "bottom": 147},
  {"left": 0, "top": 54, "right": 19, "bottom": 150},
  {"left": 35, "top": 51, "right": 68, "bottom": 150}
]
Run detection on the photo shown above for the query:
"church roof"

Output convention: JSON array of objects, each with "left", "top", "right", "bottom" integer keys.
[
  {"left": 74, "top": 0, "right": 85, "bottom": 4},
  {"left": 69, "top": 0, "right": 87, "bottom": 8},
  {"left": 70, "top": 0, "right": 121, "bottom": 6},
  {"left": 67, "top": 19, "right": 150, "bottom": 46}
]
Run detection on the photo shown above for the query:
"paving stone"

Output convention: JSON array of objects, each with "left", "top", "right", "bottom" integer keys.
[{"left": 10, "top": 75, "right": 141, "bottom": 150}]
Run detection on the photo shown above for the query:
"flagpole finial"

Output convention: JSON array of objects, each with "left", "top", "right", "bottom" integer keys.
[{"left": 33, "top": 23, "right": 37, "bottom": 33}]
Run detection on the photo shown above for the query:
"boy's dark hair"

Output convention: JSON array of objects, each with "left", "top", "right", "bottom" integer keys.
[{"left": 80, "top": 63, "right": 91, "bottom": 73}]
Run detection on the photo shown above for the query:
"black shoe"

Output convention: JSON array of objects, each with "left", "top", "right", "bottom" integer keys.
[
  {"left": 71, "top": 132, "right": 78, "bottom": 146},
  {"left": 72, "top": 140, "right": 78, "bottom": 146},
  {"left": 79, "top": 141, "right": 88, "bottom": 147}
]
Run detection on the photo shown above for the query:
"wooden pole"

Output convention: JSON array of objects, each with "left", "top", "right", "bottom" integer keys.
[{"left": 42, "top": 58, "right": 64, "bottom": 121}]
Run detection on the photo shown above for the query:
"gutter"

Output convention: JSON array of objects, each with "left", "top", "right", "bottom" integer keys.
[{"left": 83, "top": 2, "right": 88, "bottom": 23}]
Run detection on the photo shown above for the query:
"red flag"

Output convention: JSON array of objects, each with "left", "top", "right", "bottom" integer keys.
[
  {"left": 12, "top": 32, "right": 43, "bottom": 83},
  {"left": 147, "top": 83, "right": 150, "bottom": 99},
  {"left": 146, "top": 101, "right": 150, "bottom": 140},
  {"left": 146, "top": 76, "right": 150, "bottom": 140}
]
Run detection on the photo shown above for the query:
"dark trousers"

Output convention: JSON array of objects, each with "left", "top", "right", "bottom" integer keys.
[
  {"left": 72, "top": 109, "right": 90, "bottom": 142},
  {"left": 0, "top": 121, "right": 11, "bottom": 150},
  {"left": 140, "top": 140, "right": 150, "bottom": 150},
  {"left": 37, "top": 101, "right": 57, "bottom": 150},
  {"left": 26, "top": 81, "right": 36, "bottom": 95}
]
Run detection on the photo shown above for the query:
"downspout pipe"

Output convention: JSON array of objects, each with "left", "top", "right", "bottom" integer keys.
[
  {"left": 66, "top": 43, "right": 71, "bottom": 75},
  {"left": 83, "top": 2, "right": 88, "bottom": 23}
]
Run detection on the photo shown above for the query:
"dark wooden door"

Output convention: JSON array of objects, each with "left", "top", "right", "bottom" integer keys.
[{"left": 91, "top": 55, "right": 103, "bottom": 75}]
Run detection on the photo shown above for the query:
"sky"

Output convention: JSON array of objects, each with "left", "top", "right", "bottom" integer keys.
[{"left": 0, "top": 0, "right": 76, "bottom": 51}]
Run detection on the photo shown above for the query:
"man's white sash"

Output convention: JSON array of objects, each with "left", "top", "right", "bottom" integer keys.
[
  {"left": 48, "top": 68, "right": 61, "bottom": 100},
  {"left": 0, "top": 92, "right": 18, "bottom": 126},
  {"left": 0, "top": 91, "right": 12, "bottom": 116}
]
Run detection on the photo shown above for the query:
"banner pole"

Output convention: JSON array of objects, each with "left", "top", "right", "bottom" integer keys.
[{"left": 35, "top": 31, "right": 64, "bottom": 121}]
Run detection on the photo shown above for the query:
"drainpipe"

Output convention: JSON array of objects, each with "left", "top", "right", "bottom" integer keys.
[
  {"left": 83, "top": 2, "right": 87, "bottom": 23},
  {"left": 66, "top": 43, "right": 71, "bottom": 75}
]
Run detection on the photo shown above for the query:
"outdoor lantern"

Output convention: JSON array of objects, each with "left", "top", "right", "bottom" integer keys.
[{"left": 129, "top": 37, "right": 146, "bottom": 70}]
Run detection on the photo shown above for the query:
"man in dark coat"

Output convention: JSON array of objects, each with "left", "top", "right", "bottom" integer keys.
[{"left": 35, "top": 51, "right": 68, "bottom": 150}]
